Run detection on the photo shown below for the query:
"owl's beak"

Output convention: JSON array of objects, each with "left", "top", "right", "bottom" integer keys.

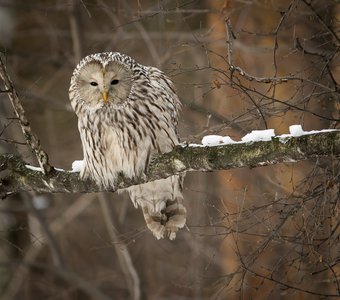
[{"left": 102, "top": 90, "right": 108, "bottom": 103}]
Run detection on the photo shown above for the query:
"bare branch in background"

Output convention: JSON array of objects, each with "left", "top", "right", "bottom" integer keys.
[
  {"left": 1, "top": 194, "right": 96, "bottom": 300},
  {"left": 0, "top": 56, "right": 51, "bottom": 174},
  {"left": 18, "top": 262, "right": 113, "bottom": 300},
  {"left": 23, "top": 195, "right": 65, "bottom": 267},
  {"left": 68, "top": 0, "right": 84, "bottom": 64},
  {"left": 98, "top": 194, "right": 141, "bottom": 300},
  {"left": 225, "top": 18, "right": 234, "bottom": 67}
]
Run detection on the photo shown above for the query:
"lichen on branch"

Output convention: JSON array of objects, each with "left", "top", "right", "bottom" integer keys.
[{"left": 0, "top": 130, "right": 339, "bottom": 198}]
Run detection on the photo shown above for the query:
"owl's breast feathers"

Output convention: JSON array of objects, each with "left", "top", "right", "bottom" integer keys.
[
  {"left": 78, "top": 92, "right": 179, "bottom": 188},
  {"left": 70, "top": 52, "right": 186, "bottom": 239},
  {"left": 69, "top": 52, "right": 180, "bottom": 186}
]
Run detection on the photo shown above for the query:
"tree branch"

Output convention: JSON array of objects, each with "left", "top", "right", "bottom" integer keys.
[
  {"left": 0, "top": 130, "right": 339, "bottom": 197},
  {"left": 0, "top": 55, "right": 51, "bottom": 174}
]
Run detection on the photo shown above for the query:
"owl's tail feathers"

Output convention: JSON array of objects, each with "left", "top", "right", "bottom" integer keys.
[{"left": 142, "top": 197, "right": 187, "bottom": 240}]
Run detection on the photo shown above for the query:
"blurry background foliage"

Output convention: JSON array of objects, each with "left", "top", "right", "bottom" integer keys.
[{"left": 0, "top": 0, "right": 339, "bottom": 299}]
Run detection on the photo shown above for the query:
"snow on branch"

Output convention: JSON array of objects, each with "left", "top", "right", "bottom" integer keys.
[{"left": 0, "top": 127, "right": 339, "bottom": 198}]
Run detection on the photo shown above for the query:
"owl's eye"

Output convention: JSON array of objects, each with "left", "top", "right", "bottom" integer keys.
[
  {"left": 111, "top": 79, "right": 119, "bottom": 85},
  {"left": 90, "top": 81, "right": 98, "bottom": 86}
]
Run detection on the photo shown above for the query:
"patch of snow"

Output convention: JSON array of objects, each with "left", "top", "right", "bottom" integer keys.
[
  {"left": 196, "top": 125, "right": 337, "bottom": 147},
  {"left": 25, "top": 165, "right": 43, "bottom": 172},
  {"left": 201, "top": 135, "right": 237, "bottom": 146},
  {"left": 241, "top": 129, "right": 275, "bottom": 143},
  {"left": 201, "top": 135, "right": 222, "bottom": 145},
  {"left": 26, "top": 165, "right": 64, "bottom": 172},
  {"left": 221, "top": 136, "right": 237, "bottom": 144},
  {"left": 289, "top": 125, "right": 305, "bottom": 137},
  {"left": 71, "top": 160, "right": 83, "bottom": 172},
  {"left": 289, "top": 124, "right": 336, "bottom": 136},
  {"left": 187, "top": 143, "right": 203, "bottom": 147}
]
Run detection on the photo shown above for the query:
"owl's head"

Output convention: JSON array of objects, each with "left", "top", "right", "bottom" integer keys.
[{"left": 71, "top": 52, "right": 133, "bottom": 109}]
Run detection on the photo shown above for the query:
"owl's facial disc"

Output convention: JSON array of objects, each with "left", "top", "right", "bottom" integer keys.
[
  {"left": 103, "top": 62, "right": 133, "bottom": 106},
  {"left": 77, "top": 60, "right": 132, "bottom": 109}
]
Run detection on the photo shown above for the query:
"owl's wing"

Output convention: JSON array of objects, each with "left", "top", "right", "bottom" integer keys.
[
  {"left": 76, "top": 118, "right": 91, "bottom": 180},
  {"left": 146, "top": 66, "right": 181, "bottom": 137}
]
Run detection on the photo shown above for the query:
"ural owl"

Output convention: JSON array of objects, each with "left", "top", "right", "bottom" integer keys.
[{"left": 69, "top": 52, "right": 186, "bottom": 240}]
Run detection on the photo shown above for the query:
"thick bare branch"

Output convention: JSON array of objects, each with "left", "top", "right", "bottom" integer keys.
[{"left": 0, "top": 130, "right": 339, "bottom": 197}]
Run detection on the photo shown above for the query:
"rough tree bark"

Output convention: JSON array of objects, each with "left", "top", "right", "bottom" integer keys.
[{"left": 1, "top": 130, "right": 339, "bottom": 197}]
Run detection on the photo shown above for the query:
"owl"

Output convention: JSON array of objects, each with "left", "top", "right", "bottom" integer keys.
[{"left": 69, "top": 52, "right": 186, "bottom": 240}]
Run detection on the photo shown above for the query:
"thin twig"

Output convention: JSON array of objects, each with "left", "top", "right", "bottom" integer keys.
[
  {"left": 240, "top": 262, "right": 340, "bottom": 298},
  {"left": 119, "top": 1, "right": 161, "bottom": 65},
  {"left": 0, "top": 138, "right": 27, "bottom": 145},
  {"left": 301, "top": 0, "right": 340, "bottom": 44},
  {"left": 0, "top": 56, "right": 51, "bottom": 174},
  {"left": 225, "top": 18, "right": 234, "bottom": 67},
  {"left": 272, "top": 0, "right": 295, "bottom": 76}
]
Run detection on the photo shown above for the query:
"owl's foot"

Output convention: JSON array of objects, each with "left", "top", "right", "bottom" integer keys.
[{"left": 142, "top": 198, "right": 186, "bottom": 240}]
